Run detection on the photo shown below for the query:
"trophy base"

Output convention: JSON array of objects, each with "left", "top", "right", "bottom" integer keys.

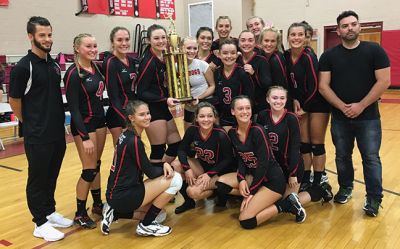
[{"left": 177, "top": 97, "right": 194, "bottom": 103}]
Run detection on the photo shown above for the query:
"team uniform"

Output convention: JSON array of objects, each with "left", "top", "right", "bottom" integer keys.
[
  {"left": 256, "top": 109, "right": 303, "bottom": 182},
  {"left": 178, "top": 125, "right": 235, "bottom": 176},
  {"left": 103, "top": 55, "right": 138, "bottom": 128},
  {"left": 284, "top": 48, "right": 329, "bottom": 113},
  {"left": 136, "top": 48, "right": 172, "bottom": 122},
  {"left": 228, "top": 123, "right": 286, "bottom": 195},
  {"left": 197, "top": 50, "right": 221, "bottom": 67},
  {"left": 211, "top": 38, "right": 239, "bottom": 67},
  {"left": 214, "top": 64, "right": 254, "bottom": 126},
  {"left": 106, "top": 130, "right": 164, "bottom": 213},
  {"left": 237, "top": 53, "right": 272, "bottom": 112},
  {"left": 64, "top": 64, "right": 106, "bottom": 140}
]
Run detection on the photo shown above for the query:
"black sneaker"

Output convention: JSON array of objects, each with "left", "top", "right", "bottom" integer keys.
[
  {"left": 174, "top": 199, "right": 195, "bottom": 214},
  {"left": 363, "top": 197, "right": 382, "bottom": 217},
  {"left": 299, "top": 182, "right": 312, "bottom": 193},
  {"left": 92, "top": 202, "right": 104, "bottom": 216},
  {"left": 320, "top": 182, "right": 333, "bottom": 202},
  {"left": 287, "top": 193, "right": 306, "bottom": 223},
  {"left": 74, "top": 213, "right": 96, "bottom": 229},
  {"left": 100, "top": 203, "right": 114, "bottom": 235},
  {"left": 334, "top": 187, "right": 353, "bottom": 204}
]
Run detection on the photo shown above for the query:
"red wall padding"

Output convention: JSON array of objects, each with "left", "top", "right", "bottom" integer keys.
[{"left": 382, "top": 30, "right": 400, "bottom": 87}]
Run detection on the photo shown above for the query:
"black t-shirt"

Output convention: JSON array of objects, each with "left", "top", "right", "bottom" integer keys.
[
  {"left": 319, "top": 41, "right": 390, "bottom": 120},
  {"left": 9, "top": 50, "right": 65, "bottom": 144}
]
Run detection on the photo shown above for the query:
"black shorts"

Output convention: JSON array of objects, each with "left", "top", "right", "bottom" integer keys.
[
  {"left": 184, "top": 109, "right": 194, "bottom": 123},
  {"left": 148, "top": 101, "right": 173, "bottom": 122},
  {"left": 281, "top": 160, "right": 304, "bottom": 184},
  {"left": 219, "top": 114, "right": 236, "bottom": 127},
  {"left": 106, "top": 107, "right": 126, "bottom": 129},
  {"left": 107, "top": 184, "right": 145, "bottom": 214},
  {"left": 71, "top": 116, "right": 106, "bottom": 137},
  {"left": 304, "top": 94, "right": 330, "bottom": 113},
  {"left": 263, "top": 166, "right": 286, "bottom": 195}
]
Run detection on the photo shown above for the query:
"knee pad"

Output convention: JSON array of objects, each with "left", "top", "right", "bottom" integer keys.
[
  {"left": 306, "top": 185, "right": 322, "bottom": 202},
  {"left": 150, "top": 144, "right": 166, "bottom": 160},
  {"left": 96, "top": 160, "right": 101, "bottom": 172},
  {"left": 216, "top": 181, "right": 233, "bottom": 195},
  {"left": 311, "top": 144, "right": 326, "bottom": 156},
  {"left": 165, "top": 141, "right": 180, "bottom": 157},
  {"left": 300, "top": 143, "right": 312, "bottom": 154},
  {"left": 239, "top": 217, "right": 257, "bottom": 229},
  {"left": 81, "top": 169, "right": 98, "bottom": 182},
  {"left": 165, "top": 172, "right": 183, "bottom": 195}
]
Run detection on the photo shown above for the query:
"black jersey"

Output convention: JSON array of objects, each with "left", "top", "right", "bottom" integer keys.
[
  {"left": 211, "top": 37, "right": 239, "bottom": 51},
  {"left": 178, "top": 125, "right": 234, "bottom": 177},
  {"left": 214, "top": 64, "right": 254, "bottom": 121},
  {"left": 284, "top": 48, "right": 318, "bottom": 109},
  {"left": 237, "top": 53, "right": 272, "bottom": 109},
  {"left": 197, "top": 51, "right": 221, "bottom": 67},
  {"left": 136, "top": 48, "right": 167, "bottom": 103},
  {"left": 256, "top": 109, "right": 301, "bottom": 178},
  {"left": 106, "top": 130, "right": 164, "bottom": 201},
  {"left": 228, "top": 122, "right": 280, "bottom": 195},
  {"left": 64, "top": 64, "right": 105, "bottom": 140},
  {"left": 103, "top": 55, "right": 138, "bottom": 120},
  {"left": 260, "top": 51, "right": 288, "bottom": 89}
]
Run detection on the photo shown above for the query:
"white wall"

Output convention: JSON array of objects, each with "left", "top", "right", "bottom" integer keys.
[
  {"left": 0, "top": 0, "right": 185, "bottom": 56},
  {"left": 254, "top": 0, "right": 400, "bottom": 55}
]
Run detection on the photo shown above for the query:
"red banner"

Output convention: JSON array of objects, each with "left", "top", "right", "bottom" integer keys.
[
  {"left": 159, "top": 0, "right": 175, "bottom": 19},
  {"left": 382, "top": 30, "right": 400, "bottom": 87},
  {"left": 0, "top": 0, "right": 9, "bottom": 6},
  {"left": 87, "top": 0, "right": 110, "bottom": 15},
  {"left": 113, "top": 0, "right": 134, "bottom": 16}
]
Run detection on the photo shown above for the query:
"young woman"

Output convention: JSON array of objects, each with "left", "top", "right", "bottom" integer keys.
[
  {"left": 172, "top": 102, "right": 235, "bottom": 214},
  {"left": 246, "top": 16, "right": 265, "bottom": 44},
  {"left": 217, "top": 95, "right": 301, "bottom": 229},
  {"left": 103, "top": 26, "right": 138, "bottom": 145},
  {"left": 180, "top": 37, "right": 215, "bottom": 130},
  {"left": 101, "top": 100, "right": 182, "bottom": 237},
  {"left": 256, "top": 86, "right": 306, "bottom": 222},
  {"left": 64, "top": 33, "right": 107, "bottom": 228},
  {"left": 237, "top": 30, "right": 272, "bottom": 114},
  {"left": 136, "top": 24, "right": 181, "bottom": 165},
  {"left": 196, "top": 27, "right": 220, "bottom": 70},
  {"left": 211, "top": 16, "right": 238, "bottom": 56},
  {"left": 214, "top": 40, "right": 253, "bottom": 131},
  {"left": 284, "top": 23, "right": 331, "bottom": 193}
]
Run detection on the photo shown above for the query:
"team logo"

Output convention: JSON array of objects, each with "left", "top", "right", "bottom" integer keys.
[
  {"left": 122, "top": 68, "right": 127, "bottom": 73},
  {"left": 86, "top": 77, "right": 93, "bottom": 82},
  {"left": 238, "top": 151, "right": 257, "bottom": 168}
]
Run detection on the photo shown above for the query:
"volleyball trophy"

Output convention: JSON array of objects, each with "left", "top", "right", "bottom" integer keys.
[{"left": 164, "top": 17, "right": 192, "bottom": 102}]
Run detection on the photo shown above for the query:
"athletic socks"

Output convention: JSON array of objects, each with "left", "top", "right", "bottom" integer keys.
[
  {"left": 91, "top": 188, "right": 102, "bottom": 205},
  {"left": 313, "top": 171, "right": 323, "bottom": 186},
  {"left": 77, "top": 198, "right": 87, "bottom": 215},
  {"left": 142, "top": 205, "right": 161, "bottom": 226},
  {"left": 302, "top": 170, "right": 311, "bottom": 184},
  {"left": 275, "top": 199, "right": 291, "bottom": 213}
]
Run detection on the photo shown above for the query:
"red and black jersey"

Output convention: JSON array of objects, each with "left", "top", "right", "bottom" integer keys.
[
  {"left": 178, "top": 125, "right": 235, "bottom": 177},
  {"left": 214, "top": 64, "right": 254, "bottom": 121},
  {"left": 64, "top": 63, "right": 105, "bottom": 140},
  {"left": 103, "top": 55, "right": 138, "bottom": 120},
  {"left": 136, "top": 48, "right": 167, "bottom": 103},
  {"left": 260, "top": 51, "right": 288, "bottom": 89},
  {"left": 197, "top": 51, "right": 221, "bottom": 67},
  {"left": 228, "top": 122, "right": 280, "bottom": 195},
  {"left": 284, "top": 48, "right": 318, "bottom": 109},
  {"left": 106, "top": 129, "right": 164, "bottom": 200},
  {"left": 237, "top": 53, "right": 272, "bottom": 110},
  {"left": 256, "top": 109, "right": 301, "bottom": 178}
]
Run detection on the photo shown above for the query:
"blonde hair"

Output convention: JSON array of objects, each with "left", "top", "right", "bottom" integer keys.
[
  {"left": 179, "top": 36, "right": 197, "bottom": 50},
  {"left": 215, "top": 16, "right": 232, "bottom": 29},
  {"left": 259, "top": 27, "right": 283, "bottom": 53},
  {"left": 267, "top": 85, "right": 287, "bottom": 98},
  {"left": 73, "top": 33, "right": 103, "bottom": 79}
]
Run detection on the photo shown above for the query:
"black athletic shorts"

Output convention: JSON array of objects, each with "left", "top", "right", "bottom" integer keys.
[
  {"left": 304, "top": 94, "right": 330, "bottom": 113},
  {"left": 71, "top": 116, "right": 106, "bottom": 137},
  {"left": 280, "top": 160, "right": 304, "bottom": 184},
  {"left": 148, "top": 101, "right": 173, "bottom": 122},
  {"left": 107, "top": 183, "right": 145, "bottom": 214},
  {"left": 106, "top": 107, "right": 126, "bottom": 129},
  {"left": 262, "top": 166, "right": 286, "bottom": 195}
]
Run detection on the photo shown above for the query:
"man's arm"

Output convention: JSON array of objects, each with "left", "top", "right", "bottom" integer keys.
[
  {"left": 319, "top": 71, "right": 347, "bottom": 113},
  {"left": 9, "top": 97, "right": 23, "bottom": 122}
]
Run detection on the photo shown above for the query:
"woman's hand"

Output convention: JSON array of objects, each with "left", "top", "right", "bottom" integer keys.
[
  {"left": 293, "top": 99, "right": 305, "bottom": 116},
  {"left": 240, "top": 195, "right": 254, "bottom": 212},
  {"left": 83, "top": 139, "right": 95, "bottom": 155},
  {"left": 167, "top": 97, "right": 179, "bottom": 107},
  {"left": 163, "top": 162, "right": 174, "bottom": 178},
  {"left": 243, "top": 64, "right": 255, "bottom": 75},
  {"left": 288, "top": 176, "right": 299, "bottom": 189},
  {"left": 185, "top": 169, "right": 196, "bottom": 186},
  {"left": 196, "top": 173, "right": 211, "bottom": 190},
  {"left": 239, "top": 180, "right": 250, "bottom": 197}
]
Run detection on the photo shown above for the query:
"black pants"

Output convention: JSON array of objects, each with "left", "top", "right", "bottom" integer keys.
[{"left": 25, "top": 139, "right": 66, "bottom": 226}]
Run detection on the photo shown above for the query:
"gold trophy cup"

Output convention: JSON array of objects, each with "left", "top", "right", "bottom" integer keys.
[{"left": 164, "top": 18, "right": 192, "bottom": 102}]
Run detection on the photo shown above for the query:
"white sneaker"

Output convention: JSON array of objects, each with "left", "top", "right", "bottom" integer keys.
[
  {"left": 33, "top": 221, "right": 65, "bottom": 241},
  {"left": 101, "top": 203, "right": 114, "bottom": 235},
  {"left": 155, "top": 210, "right": 167, "bottom": 224},
  {"left": 136, "top": 221, "right": 172, "bottom": 237},
  {"left": 46, "top": 212, "right": 73, "bottom": 228}
]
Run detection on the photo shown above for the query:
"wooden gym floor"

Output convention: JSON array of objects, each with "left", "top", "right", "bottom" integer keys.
[{"left": 1, "top": 96, "right": 400, "bottom": 248}]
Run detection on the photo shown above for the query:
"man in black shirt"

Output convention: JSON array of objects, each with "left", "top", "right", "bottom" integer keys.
[
  {"left": 319, "top": 10, "right": 390, "bottom": 217},
  {"left": 9, "top": 16, "right": 72, "bottom": 241}
]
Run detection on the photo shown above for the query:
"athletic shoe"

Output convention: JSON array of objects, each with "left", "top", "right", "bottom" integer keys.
[
  {"left": 100, "top": 203, "right": 114, "bottom": 235},
  {"left": 299, "top": 182, "right": 312, "bottom": 193},
  {"left": 155, "top": 210, "right": 167, "bottom": 224},
  {"left": 363, "top": 197, "right": 382, "bottom": 217},
  {"left": 334, "top": 187, "right": 353, "bottom": 204},
  {"left": 321, "top": 173, "right": 329, "bottom": 184},
  {"left": 92, "top": 203, "right": 104, "bottom": 216},
  {"left": 287, "top": 193, "right": 306, "bottom": 223},
  {"left": 46, "top": 212, "right": 73, "bottom": 228},
  {"left": 33, "top": 221, "right": 64, "bottom": 241},
  {"left": 174, "top": 199, "right": 195, "bottom": 214},
  {"left": 320, "top": 182, "right": 334, "bottom": 202},
  {"left": 136, "top": 221, "right": 172, "bottom": 237},
  {"left": 74, "top": 213, "right": 96, "bottom": 229}
]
